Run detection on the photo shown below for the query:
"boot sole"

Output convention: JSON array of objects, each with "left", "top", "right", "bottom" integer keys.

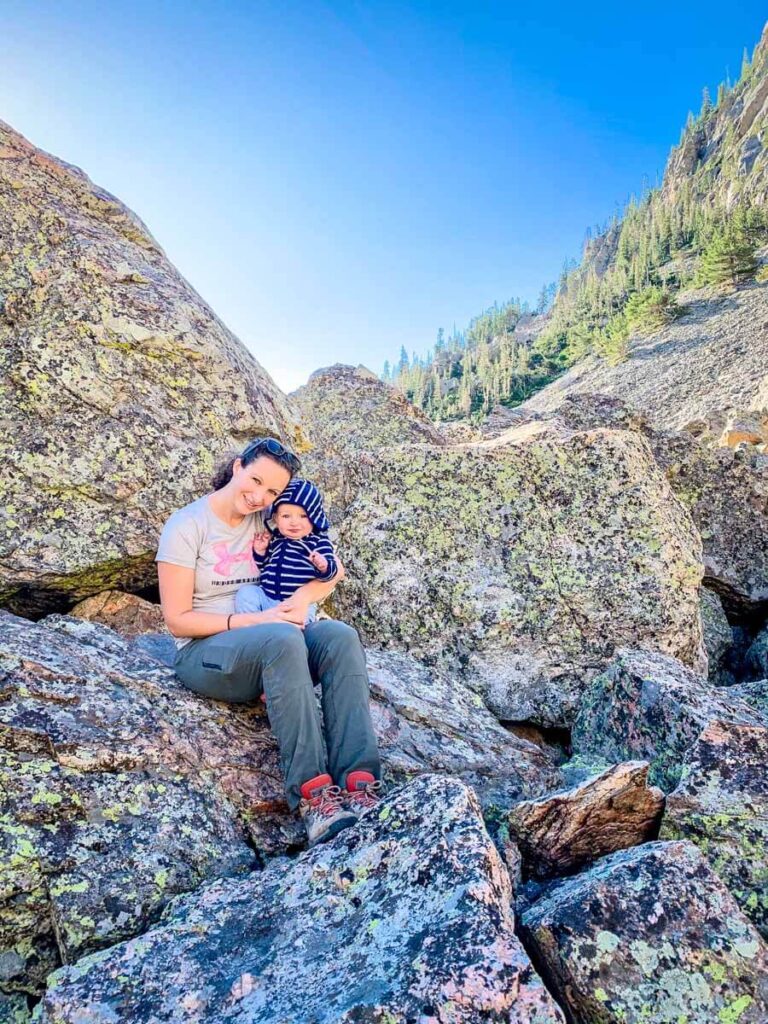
[{"left": 308, "top": 811, "right": 358, "bottom": 847}]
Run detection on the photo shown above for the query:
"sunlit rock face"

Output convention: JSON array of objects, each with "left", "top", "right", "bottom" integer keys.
[
  {"left": 37, "top": 775, "right": 566, "bottom": 1024},
  {"left": 292, "top": 364, "right": 445, "bottom": 456},
  {"left": 291, "top": 363, "right": 447, "bottom": 522},
  {"left": 294, "top": 369, "right": 705, "bottom": 728},
  {"left": 329, "top": 427, "right": 705, "bottom": 728},
  {"left": 535, "top": 394, "right": 768, "bottom": 615},
  {"left": 0, "top": 119, "right": 298, "bottom": 617}
]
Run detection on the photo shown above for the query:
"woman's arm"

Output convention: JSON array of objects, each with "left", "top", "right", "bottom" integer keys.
[{"left": 157, "top": 562, "right": 300, "bottom": 638}]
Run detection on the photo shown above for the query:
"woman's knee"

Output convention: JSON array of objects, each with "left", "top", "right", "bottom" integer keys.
[
  {"left": 317, "top": 620, "right": 362, "bottom": 650},
  {"left": 307, "top": 619, "right": 366, "bottom": 669}
]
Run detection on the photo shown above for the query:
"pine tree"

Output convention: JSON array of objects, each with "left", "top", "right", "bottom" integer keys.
[
  {"left": 741, "top": 46, "right": 751, "bottom": 80},
  {"left": 459, "top": 360, "right": 472, "bottom": 415},
  {"left": 700, "top": 86, "right": 712, "bottom": 119},
  {"left": 698, "top": 228, "right": 758, "bottom": 287}
]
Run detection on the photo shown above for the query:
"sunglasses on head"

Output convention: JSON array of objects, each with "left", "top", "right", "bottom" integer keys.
[{"left": 241, "top": 437, "right": 301, "bottom": 473}]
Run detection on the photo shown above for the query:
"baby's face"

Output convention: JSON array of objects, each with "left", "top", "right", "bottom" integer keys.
[{"left": 274, "top": 504, "right": 313, "bottom": 540}]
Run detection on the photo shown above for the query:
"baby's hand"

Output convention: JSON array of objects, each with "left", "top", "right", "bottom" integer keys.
[
  {"left": 308, "top": 550, "right": 329, "bottom": 574},
  {"left": 252, "top": 531, "right": 270, "bottom": 556}
]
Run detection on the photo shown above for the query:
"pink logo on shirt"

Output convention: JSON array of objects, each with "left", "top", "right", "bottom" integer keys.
[{"left": 212, "top": 542, "right": 254, "bottom": 576}]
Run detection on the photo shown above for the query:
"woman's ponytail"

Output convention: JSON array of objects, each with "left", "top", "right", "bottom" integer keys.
[{"left": 211, "top": 454, "right": 237, "bottom": 491}]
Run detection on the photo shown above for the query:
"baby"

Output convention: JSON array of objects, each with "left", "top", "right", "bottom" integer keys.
[{"left": 234, "top": 478, "right": 338, "bottom": 623}]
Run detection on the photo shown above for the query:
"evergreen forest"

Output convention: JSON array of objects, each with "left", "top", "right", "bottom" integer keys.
[{"left": 384, "top": 44, "right": 768, "bottom": 422}]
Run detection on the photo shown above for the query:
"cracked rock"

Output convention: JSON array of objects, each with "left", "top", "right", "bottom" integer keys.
[
  {"left": 505, "top": 761, "right": 664, "bottom": 879},
  {"left": 38, "top": 776, "right": 565, "bottom": 1024},
  {"left": 572, "top": 647, "right": 764, "bottom": 790},
  {"left": 660, "top": 720, "right": 768, "bottom": 937},
  {"left": 519, "top": 840, "right": 768, "bottom": 1024}
]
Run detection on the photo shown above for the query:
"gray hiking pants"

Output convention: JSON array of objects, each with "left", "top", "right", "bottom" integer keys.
[{"left": 174, "top": 620, "right": 381, "bottom": 810}]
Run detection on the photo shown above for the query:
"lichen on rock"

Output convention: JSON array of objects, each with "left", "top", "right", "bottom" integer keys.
[
  {"left": 661, "top": 720, "right": 768, "bottom": 937},
  {"left": 532, "top": 393, "right": 768, "bottom": 615},
  {"left": 519, "top": 840, "right": 768, "bottom": 1023},
  {"left": 329, "top": 428, "right": 704, "bottom": 727},
  {"left": 572, "top": 647, "right": 764, "bottom": 790},
  {"left": 0, "top": 612, "right": 565, "bottom": 999},
  {"left": 36, "top": 775, "right": 566, "bottom": 1024},
  {"left": 0, "top": 118, "right": 299, "bottom": 617}
]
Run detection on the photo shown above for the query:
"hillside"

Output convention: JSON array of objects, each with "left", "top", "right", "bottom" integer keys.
[
  {"left": 522, "top": 278, "right": 768, "bottom": 430},
  {"left": 390, "top": 21, "right": 768, "bottom": 426},
  {"left": 3, "top": 27, "right": 768, "bottom": 1024}
]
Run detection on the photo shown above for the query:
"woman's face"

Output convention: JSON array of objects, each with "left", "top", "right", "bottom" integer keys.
[{"left": 232, "top": 455, "right": 291, "bottom": 517}]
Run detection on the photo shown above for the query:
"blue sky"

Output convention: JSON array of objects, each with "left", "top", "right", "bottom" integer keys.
[{"left": 1, "top": 2, "right": 766, "bottom": 391}]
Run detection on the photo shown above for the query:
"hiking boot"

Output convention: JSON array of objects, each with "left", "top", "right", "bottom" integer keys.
[
  {"left": 298, "top": 773, "right": 358, "bottom": 847},
  {"left": 345, "top": 770, "right": 385, "bottom": 816}
]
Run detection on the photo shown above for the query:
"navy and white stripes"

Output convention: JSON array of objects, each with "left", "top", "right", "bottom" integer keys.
[{"left": 254, "top": 534, "right": 338, "bottom": 600}]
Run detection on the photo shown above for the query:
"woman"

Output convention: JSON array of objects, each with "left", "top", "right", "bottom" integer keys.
[{"left": 155, "top": 437, "right": 382, "bottom": 846}]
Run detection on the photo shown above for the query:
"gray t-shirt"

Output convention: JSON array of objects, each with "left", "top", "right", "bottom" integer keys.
[{"left": 155, "top": 496, "right": 264, "bottom": 648}]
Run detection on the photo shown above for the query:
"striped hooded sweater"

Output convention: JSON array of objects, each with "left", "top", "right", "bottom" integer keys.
[{"left": 253, "top": 479, "right": 338, "bottom": 600}]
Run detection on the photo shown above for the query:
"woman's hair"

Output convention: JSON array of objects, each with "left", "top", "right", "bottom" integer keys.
[{"left": 211, "top": 438, "right": 301, "bottom": 491}]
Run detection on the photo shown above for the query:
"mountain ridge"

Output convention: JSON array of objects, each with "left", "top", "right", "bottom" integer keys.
[{"left": 386, "top": 19, "right": 768, "bottom": 428}]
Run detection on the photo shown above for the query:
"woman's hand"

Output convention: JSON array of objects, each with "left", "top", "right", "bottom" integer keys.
[
  {"left": 271, "top": 558, "right": 343, "bottom": 627},
  {"left": 275, "top": 593, "right": 310, "bottom": 626},
  {"left": 157, "top": 565, "right": 305, "bottom": 639}
]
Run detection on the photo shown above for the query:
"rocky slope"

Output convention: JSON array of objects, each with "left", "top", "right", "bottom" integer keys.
[
  {"left": 516, "top": 25, "right": 768, "bottom": 434},
  {"left": 394, "top": 22, "right": 768, "bottom": 437},
  {"left": 0, "top": 611, "right": 561, "bottom": 999},
  {"left": 4, "top": 606, "right": 767, "bottom": 1023},
  {"left": 3, "top": 118, "right": 768, "bottom": 1022},
  {"left": 521, "top": 279, "right": 768, "bottom": 431},
  {"left": 0, "top": 119, "right": 298, "bottom": 618},
  {"left": 663, "top": 22, "right": 768, "bottom": 207},
  {"left": 296, "top": 366, "right": 705, "bottom": 728}
]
